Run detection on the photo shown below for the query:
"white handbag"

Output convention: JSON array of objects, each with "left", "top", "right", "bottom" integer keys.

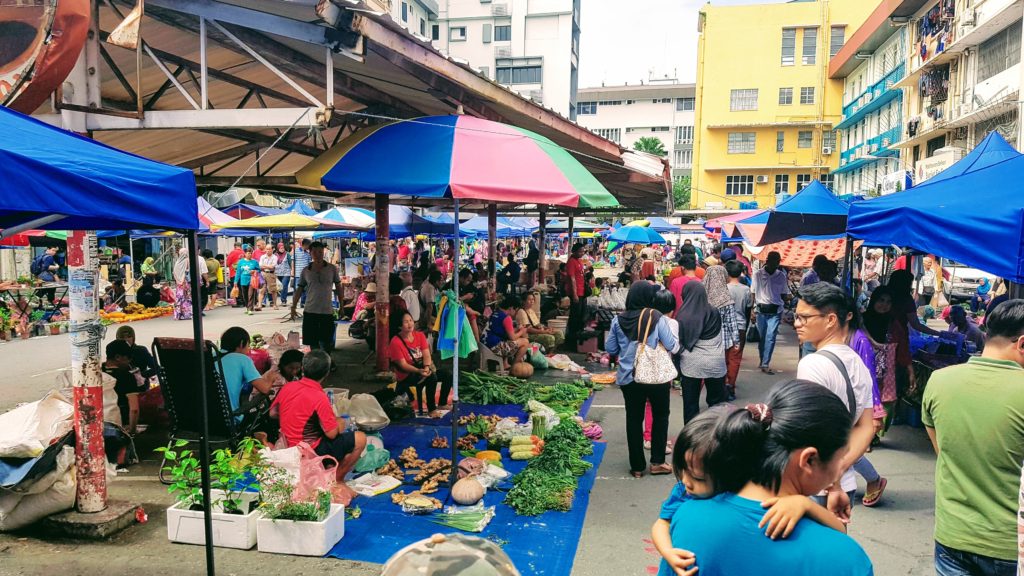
[{"left": 633, "top": 309, "right": 678, "bottom": 384}]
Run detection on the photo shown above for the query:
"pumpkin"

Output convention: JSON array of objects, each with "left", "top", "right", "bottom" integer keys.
[
  {"left": 451, "top": 477, "right": 485, "bottom": 506},
  {"left": 510, "top": 362, "right": 534, "bottom": 379},
  {"left": 475, "top": 450, "right": 501, "bottom": 463}
]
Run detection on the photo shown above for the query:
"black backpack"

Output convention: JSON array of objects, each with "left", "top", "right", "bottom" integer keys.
[{"left": 30, "top": 254, "right": 46, "bottom": 276}]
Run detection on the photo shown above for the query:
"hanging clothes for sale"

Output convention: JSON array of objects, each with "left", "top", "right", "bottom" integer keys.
[{"left": 435, "top": 290, "right": 478, "bottom": 360}]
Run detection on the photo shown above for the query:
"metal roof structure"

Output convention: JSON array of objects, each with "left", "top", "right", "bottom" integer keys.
[{"left": 33, "top": 0, "right": 670, "bottom": 214}]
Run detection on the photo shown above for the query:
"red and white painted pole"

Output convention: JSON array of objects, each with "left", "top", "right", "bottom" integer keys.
[{"left": 66, "top": 229, "right": 107, "bottom": 512}]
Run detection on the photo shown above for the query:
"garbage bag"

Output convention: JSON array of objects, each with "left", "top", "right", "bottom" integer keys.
[
  {"left": 0, "top": 446, "right": 76, "bottom": 531},
  {"left": 354, "top": 444, "right": 390, "bottom": 473},
  {"left": 0, "top": 391, "right": 74, "bottom": 458}
]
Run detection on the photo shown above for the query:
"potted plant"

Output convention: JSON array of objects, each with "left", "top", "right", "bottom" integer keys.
[
  {"left": 157, "top": 438, "right": 263, "bottom": 549},
  {"left": 28, "top": 310, "right": 45, "bottom": 337},
  {"left": 255, "top": 464, "right": 345, "bottom": 556},
  {"left": 0, "top": 308, "right": 11, "bottom": 341},
  {"left": 48, "top": 322, "right": 61, "bottom": 336}
]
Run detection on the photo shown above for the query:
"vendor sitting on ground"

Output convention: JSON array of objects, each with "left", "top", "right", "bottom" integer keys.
[
  {"left": 271, "top": 350, "right": 366, "bottom": 500},
  {"left": 484, "top": 294, "right": 531, "bottom": 369},
  {"left": 516, "top": 291, "right": 564, "bottom": 351},
  {"left": 390, "top": 310, "right": 450, "bottom": 417},
  {"left": 218, "top": 326, "right": 279, "bottom": 421},
  {"left": 102, "top": 339, "right": 146, "bottom": 435},
  {"left": 115, "top": 325, "right": 158, "bottom": 380},
  {"left": 947, "top": 305, "right": 987, "bottom": 352},
  {"left": 136, "top": 275, "right": 161, "bottom": 308}
]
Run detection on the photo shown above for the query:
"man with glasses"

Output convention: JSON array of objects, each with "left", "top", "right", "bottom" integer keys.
[
  {"left": 924, "top": 300, "right": 1024, "bottom": 576},
  {"left": 794, "top": 282, "right": 876, "bottom": 525}
]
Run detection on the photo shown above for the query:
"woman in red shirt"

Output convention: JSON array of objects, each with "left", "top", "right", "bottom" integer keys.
[{"left": 389, "top": 311, "right": 450, "bottom": 417}]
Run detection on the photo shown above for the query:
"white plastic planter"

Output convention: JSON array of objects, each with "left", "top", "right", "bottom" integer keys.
[
  {"left": 166, "top": 490, "right": 260, "bottom": 550},
  {"left": 256, "top": 503, "right": 345, "bottom": 556}
]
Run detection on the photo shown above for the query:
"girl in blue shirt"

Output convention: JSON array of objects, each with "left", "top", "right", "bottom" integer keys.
[
  {"left": 234, "top": 249, "right": 260, "bottom": 315},
  {"left": 656, "top": 380, "right": 873, "bottom": 576}
]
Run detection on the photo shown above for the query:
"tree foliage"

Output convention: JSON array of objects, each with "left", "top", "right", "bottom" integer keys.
[
  {"left": 673, "top": 176, "right": 691, "bottom": 210},
  {"left": 633, "top": 136, "right": 667, "bottom": 157}
]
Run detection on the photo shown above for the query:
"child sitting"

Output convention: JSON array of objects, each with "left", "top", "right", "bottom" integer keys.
[{"left": 651, "top": 406, "right": 846, "bottom": 576}]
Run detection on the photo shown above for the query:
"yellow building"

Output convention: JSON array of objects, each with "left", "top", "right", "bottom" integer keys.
[{"left": 692, "top": 0, "right": 882, "bottom": 211}]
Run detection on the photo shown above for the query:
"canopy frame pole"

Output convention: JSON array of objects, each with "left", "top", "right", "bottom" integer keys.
[
  {"left": 186, "top": 231, "right": 216, "bottom": 576},
  {"left": 567, "top": 214, "right": 575, "bottom": 251},
  {"left": 842, "top": 235, "right": 854, "bottom": 294},
  {"left": 0, "top": 215, "right": 66, "bottom": 239},
  {"left": 67, "top": 230, "right": 107, "bottom": 513},
  {"left": 487, "top": 204, "right": 497, "bottom": 291},
  {"left": 449, "top": 198, "right": 460, "bottom": 486},
  {"left": 374, "top": 195, "right": 391, "bottom": 372},
  {"left": 538, "top": 207, "right": 547, "bottom": 289}
]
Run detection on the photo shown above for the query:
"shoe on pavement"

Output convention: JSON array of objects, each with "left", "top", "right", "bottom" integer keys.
[{"left": 643, "top": 440, "right": 652, "bottom": 450}]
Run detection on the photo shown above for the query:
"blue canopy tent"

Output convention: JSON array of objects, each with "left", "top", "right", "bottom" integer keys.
[
  {"left": 460, "top": 215, "right": 531, "bottom": 238},
  {"left": 284, "top": 199, "right": 317, "bottom": 216},
  {"left": 545, "top": 218, "right": 604, "bottom": 231},
  {"left": 645, "top": 217, "right": 678, "bottom": 233},
  {"left": 0, "top": 106, "right": 219, "bottom": 574},
  {"left": 317, "top": 206, "right": 444, "bottom": 240},
  {"left": 735, "top": 181, "right": 849, "bottom": 246},
  {"left": 848, "top": 132, "right": 1024, "bottom": 282}
]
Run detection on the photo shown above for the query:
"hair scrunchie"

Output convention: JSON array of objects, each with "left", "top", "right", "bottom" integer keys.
[{"left": 745, "top": 403, "right": 773, "bottom": 430}]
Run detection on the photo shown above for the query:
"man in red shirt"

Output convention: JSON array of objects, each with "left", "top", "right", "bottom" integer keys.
[
  {"left": 225, "top": 242, "right": 244, "bottom": 285},
  {"left": 271, "top": 350, "right": 366, "bottom": 500},
  {"left": 565, "top": 243, "right": 587, "bottom": 350},
  {"left": 669, "top": 254, "right": 699, "bottom": 311}
]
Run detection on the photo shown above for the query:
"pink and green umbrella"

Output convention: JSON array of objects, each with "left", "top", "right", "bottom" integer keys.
[{"left": 297, "top": 115, "right": 618, "bottom": 209}]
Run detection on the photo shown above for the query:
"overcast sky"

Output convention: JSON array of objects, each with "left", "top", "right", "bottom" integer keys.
[{"left": 578, "top": 0, "right": 791, "bottom": 88}]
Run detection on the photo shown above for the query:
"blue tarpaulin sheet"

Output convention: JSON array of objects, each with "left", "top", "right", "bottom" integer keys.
[
  {"left": 847, "top": 131, "right": 1024, "bottom": 282},
  {"left": 327, "top": 397, "right": 601, "bottom": 574},
  {"left": 0, "top": 106, "right": 198, "bottom": 232}
]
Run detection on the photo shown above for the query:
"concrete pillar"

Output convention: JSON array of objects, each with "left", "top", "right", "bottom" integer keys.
[
  {"left": 67, "top": 230, "right": 106, "bottom": 512},
  {"left": 374, "top": 195, "right": 390, "bottom": 372}
]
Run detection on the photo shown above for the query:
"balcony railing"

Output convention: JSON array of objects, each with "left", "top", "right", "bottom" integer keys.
[
  {"left": 839, "top": 125, "right": 902, "bottom": 166},
  {"left": 842, "top": 63, "right": 905, "bottom": 119}
]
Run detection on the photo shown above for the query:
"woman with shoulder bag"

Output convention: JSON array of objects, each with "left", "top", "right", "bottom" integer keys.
[{"left": 606, "top": 281, "right": 679, "bottom": 478}]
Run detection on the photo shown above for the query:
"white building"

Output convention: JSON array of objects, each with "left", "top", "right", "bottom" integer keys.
[
  {"left": 379, "top": 0, "right": 441, "bottom": 39},
  {"left": 429, "top": 0, "right": 582, "bottom": 119},
  {"left": 575, "top": 81, "right": 696, "bottom": 179}
]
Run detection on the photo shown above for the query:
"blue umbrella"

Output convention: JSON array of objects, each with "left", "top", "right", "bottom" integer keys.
[{"left": 608, "top": 226, "right": 666, "bottom": 244}]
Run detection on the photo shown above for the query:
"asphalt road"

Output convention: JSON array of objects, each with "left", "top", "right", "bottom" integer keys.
[{"left": 0, "top": 307, "right": 936, "bottom": 576}]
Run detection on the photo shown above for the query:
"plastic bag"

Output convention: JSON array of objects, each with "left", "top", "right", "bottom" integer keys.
[
  {"left": 0, "top": 447, "right": 76, "bottom": 531},
  {"left": 354, "top": 444, "right": 390, "bottom": 473},
  {"left": 0, "top": 391, "right": 74, "bottom": 458},
  {"left": 56, "top": 369, "right": 121, "bottom": 427},
  {"left": 527, "top": 348, "right": 548, "bottom": 370},
  {"left": 349, "top": 393, "right": 390, "bottom": 431},
  {"left": 525, "top": 400, "right": 560, "bottom": 429},
  {"left": 260, "top": 445, "right": 301, "bottom": 484},
  {"left": 475, "top": 464, "right": 511, "bottom": 489},
  {"left": 293, "top": 442, "right": 337, "bottom": 502}
]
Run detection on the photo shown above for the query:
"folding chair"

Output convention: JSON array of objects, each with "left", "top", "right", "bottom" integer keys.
[{"left": 152, "top": 337, "right": 256, "bottom": 484}]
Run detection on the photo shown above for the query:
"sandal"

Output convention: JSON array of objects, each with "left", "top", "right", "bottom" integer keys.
[
  {"left": 649, "top": 464, "right": 672, "bottom": 476},
  {"left": 760, "top": 366, "right": 777, "bottom": 375},
  {"left": 630, "top": 470, "right": 644, "bottom": 479},
  {"left": 863, "top": 477, "right": 887, "bottom": 507}
]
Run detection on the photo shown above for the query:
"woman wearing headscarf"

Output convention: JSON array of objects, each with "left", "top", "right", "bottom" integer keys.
[
  {"left": 677, "top": 281, "right": 727, "bottom": 423},
  {"left": 172, "top": 247, "right": 192, "bottom": 320},
  {"left": 971, "top": 277, "right": 992, "bottom": 313},
  {"left": 140, "top": 257, "right": 158, "bottom": 280},
  {"left": 703, "top": 265, "right": 739, "bottom": 400},
  {"left": 861, "top": 286, "right": 901, "bottom": 438},
  {"left": 606, "top": 281, "right": 679, "bottom": 477}
]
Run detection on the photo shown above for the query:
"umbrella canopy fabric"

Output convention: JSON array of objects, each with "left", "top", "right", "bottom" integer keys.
[
  {"left": 704, "top": 210, "right": 765, "bottom": 234},
  {"left": 304, "top": 115, "right": 618, "bottom": 209},
  {"left": 608, "top": 226, "right": 666, "bottom": 245},
  {"left": 211, "top": 213, "right": 359, "bottom": 232},
  {"left": 925, "top": 131, "right": 1020, "bottom": 185},
  {"left": 748, "top": 236, "right": 859, "bottom": 268},
  {"left": 0, "top": 106, "right": 197, "bottom": 231},
  {"left": 221, "top": 202, "right": 285, "bottom": 220},
  {"left": 848, "top": 144, "right": 1024, "bottom": 282},
  {"left": 315, "top": 207, "right": 376, "bottom": 229},
  {"left": 735, "top": 181, "right": 848, "bottom": 247}
]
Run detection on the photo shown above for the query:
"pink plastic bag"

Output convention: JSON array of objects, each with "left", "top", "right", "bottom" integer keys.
[{"left": 292, "top": 442, "right": 337, "bottom": 502}]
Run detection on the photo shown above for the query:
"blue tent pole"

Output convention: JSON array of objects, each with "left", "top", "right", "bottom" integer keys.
[{"left": 449, "top": 198, "right": 460, "bottom": 486}]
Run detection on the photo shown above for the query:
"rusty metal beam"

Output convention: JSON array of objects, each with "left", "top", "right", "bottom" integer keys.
[{"left": 199, "top": 128, "right": 322, "bottom": 156}]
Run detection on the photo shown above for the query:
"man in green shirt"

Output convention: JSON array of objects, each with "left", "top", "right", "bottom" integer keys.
[{"left": 923, "top": 299, "right": 1024, "bottom": 575}]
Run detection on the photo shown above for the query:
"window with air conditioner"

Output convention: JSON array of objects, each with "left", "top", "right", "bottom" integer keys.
[
  {"left": 822, "top": 130, "right": 836, "bottom": 150},
  {"left": 730, "top": 89, "right": 758, "bottom": 111},
  {"left": 726, "top": 175, "right": 755, "bottom": 196},
  {"left": 728, "top": 132, "right": 756, "bottom": 154}
]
